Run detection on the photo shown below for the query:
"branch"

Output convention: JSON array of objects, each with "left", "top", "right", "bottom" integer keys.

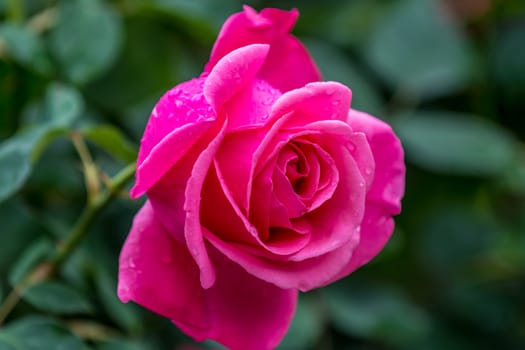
[{"left": 0, "top": 163, "right": 136, "bottom": 325}]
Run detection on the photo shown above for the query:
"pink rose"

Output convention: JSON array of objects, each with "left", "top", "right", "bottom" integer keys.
[{"left": 118, "top": 6, "right": 405, "bottom": 350}]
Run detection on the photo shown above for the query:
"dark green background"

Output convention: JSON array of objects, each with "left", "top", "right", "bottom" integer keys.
[{"left": 1, "top": 0, "right": 524, "bottom": 349}]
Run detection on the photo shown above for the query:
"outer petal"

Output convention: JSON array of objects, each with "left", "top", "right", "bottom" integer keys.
[
  {"left": 348, "top": 110, "right": 405, "bottom": 214},
  {"left": 204, "top": 6, "right": 321, "bottom": 92},
  {"left": 332, "top": 109, "right": 405, "bottom": 279},
  {"left": 204, "top": 44, "right": 282, "bottom": 131},
  {"left": 131, "top": 78, "right": 214, "bottom": 197},
  {"left": 203, "top": 44, "right": 269, "bottom": 112},
  {"left": 118, "top": 201, "right": 208, "bottom": 328},
  {"left": 118, "top": 202, "right": 297, "bottom": 350},
  {"left": 186, "top": 249, "right": 298, "bottom": 350}
]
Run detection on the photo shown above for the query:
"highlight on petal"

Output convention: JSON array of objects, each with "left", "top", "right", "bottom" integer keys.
[
  {"left": 131, "top": 121, "right": 214, "bottom": 198},
  {"left": 204, "top": 6, "right": 321, "bottom": 92},
  {"left": 118, "top": 202, "right": 297, "bottom": 350},
  {"left": 203, "top": 44, "right": 270, "bottom": 112},
  {"left": 131, "top": 78, "right": 215, "bottom": 197},
  {"left": 269, "top": 82, "right": 352, "bottom": 127}
]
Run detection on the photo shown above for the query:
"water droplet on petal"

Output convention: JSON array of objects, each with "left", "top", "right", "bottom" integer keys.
[
  {"left": 190, "top": 93, "right": 202, "bottom": 102},
  {"left": 298, "top": 281, "right": 309, "bottom": 291},
  {"left": 324, "top": 87, "right": 335, "bottom": 96},
  {"left": 128, "top": 258, "right": 136, "bottom": 268}
]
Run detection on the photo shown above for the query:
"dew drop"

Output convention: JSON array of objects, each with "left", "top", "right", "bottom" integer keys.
[
  {"left": 128, "top": 258, "right": 136, "bottom": 268},
  {"left": 298, "top": 281, "right": 309, "bottom": 291},
  {"left": 190, "top": 94, "right": 202, "bottom": 102},
  {"left": 324, "top": 87, "right": 335, "bottom": 96}
]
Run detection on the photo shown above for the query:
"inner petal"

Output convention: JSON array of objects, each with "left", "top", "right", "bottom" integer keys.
[
  {"left": 272, "top": 166, "right": 307, "bottom": 218},
  {"left": 278, "top": 143, "right": 309, "bottom": 189}
]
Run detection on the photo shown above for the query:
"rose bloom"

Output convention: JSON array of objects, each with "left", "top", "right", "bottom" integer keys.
[{"left": 118, "top": 6, "right": 405, "bottom": 350}]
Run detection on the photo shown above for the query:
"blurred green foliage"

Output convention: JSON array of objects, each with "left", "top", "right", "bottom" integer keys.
[{"left": 1, "top": 0, "right": 524, "bottom": 349}]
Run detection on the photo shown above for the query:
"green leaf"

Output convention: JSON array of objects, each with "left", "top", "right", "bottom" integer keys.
[
  {"left": 45, "top": 82, "right": 85, "bottom": 128},
  {"left": 0, "top": 199, "right": 40, "bottom": 274},
  {"left": 417, "top": 206, "right": 496, "bottom": 279},
  {"left": 0, "top": 316, "right": 87, "bottom": 350},
  {"left": 393, "top": 111, "right": 519, "bottom": 176},
  {"left": 317, "top": 0, "right": 388, "bottom": 48},
  {"left": 492, "top": 22, "right": 525, "bottom": 105},
  {"left": 144, "top": 0, "right": 241, "bottom": 32},
  {"left": 304, "top": 39, "right": 384, "bottom": 115},
  {"left": 24, "top": 282, "right": 93, "bottom": 315},
  {"left": 8, "top": 238, "right": 54, "bottom": 286},
  {"left": 443, "top": 284, "right": 517, "bottom": 334},
  {"left": 0, "top": 82, "right": 83, "bottom": 203},
  {"left": 277, "top": 296, "right": 324, "bottom": 350},
  {"left": 82, "top": 124, "right": 138, "bottom": 163},
  {"left": 322, "top": 282, "right": 430, "bottom": 346},
  {"left": 96, "top": 338, "right": 149, "bottom": 350},
  {"left": 0, "top": 126, "right": 60, "bottom": 202},
  {"left": 0, "top": 280, "right": 4, "bottom": 304},
  {"left": 49, "top": 0, "right": 123, "bottom": 85},
  {"left": 0, "top": 135, "right": 33, "bottom": 202},
  {"left": 0, "top": 337, "right": 21, "bottom": 350},
  {"left": 0, "top": 23, "right": 53, "bottom": 75},
  {"left": 366, "top": 0, "right": 471, "bottom": 98}
]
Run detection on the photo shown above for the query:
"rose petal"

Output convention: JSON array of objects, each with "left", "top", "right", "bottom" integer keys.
[
  {"left": 222, "top": 79, "right": 282, "bottom": 131},
  {"left": 131, "top": 78, "right": 214, "bottom": 197},
  {"left": 347, "top": 109, "right": 405, "bottom": 213},
  {"left": 187, "top": 249, "right": 298, "bottom": 350},
  {"left": 287, "top": 134, "right": 365, "bottom": 262},
  {"left": 205, "top": 229, "right": 356, "bottom": 291},
  {"left": 201, "top": 162, "right": 260, "bottom": 245},
  {"left": 203, "top": 161, "right": 311, "bottom": 256},
  {"left": 272, "top": 166, "right": 307, "bottom": 218},
  {"left": 131, "top": 121, "right": 214, "bottom": 198},
  {"left": 118, "top": 201, "right": 207, "bottom": 328},
  {"left": 214, "top": 128, "right": 268, "bottom": 212},
  {"left": 203, "top": 44, "right": 269, "bottom": 113},
  {"left": 184, "top": 119, "right": 229, "bottom": 289},
  {"left": 330, "top": 109, "right": 405, "bottom": 279},
  {"left": 268, "top": 82, "right": 352, "bottom": 127},
  {"left": 205, "top": 6, "right": 321, "bottom": 92},
  {"left": 118, "top": 202, "right": 297, "bottom": 350}
]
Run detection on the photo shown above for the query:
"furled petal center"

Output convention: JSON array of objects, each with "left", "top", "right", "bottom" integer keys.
[{"left": 272, "top": 137, "right": 339, "bottom": 216}]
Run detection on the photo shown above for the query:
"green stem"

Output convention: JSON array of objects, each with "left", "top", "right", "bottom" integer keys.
[
  {"left": 6, "top": 0, "right": 25, "bottom": 23},
  {"left": 0, "top": 163, "right": 136, "bottom": 326},
  {"left": 50, "top": 162, "right": 136, "bottom": 265}
]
